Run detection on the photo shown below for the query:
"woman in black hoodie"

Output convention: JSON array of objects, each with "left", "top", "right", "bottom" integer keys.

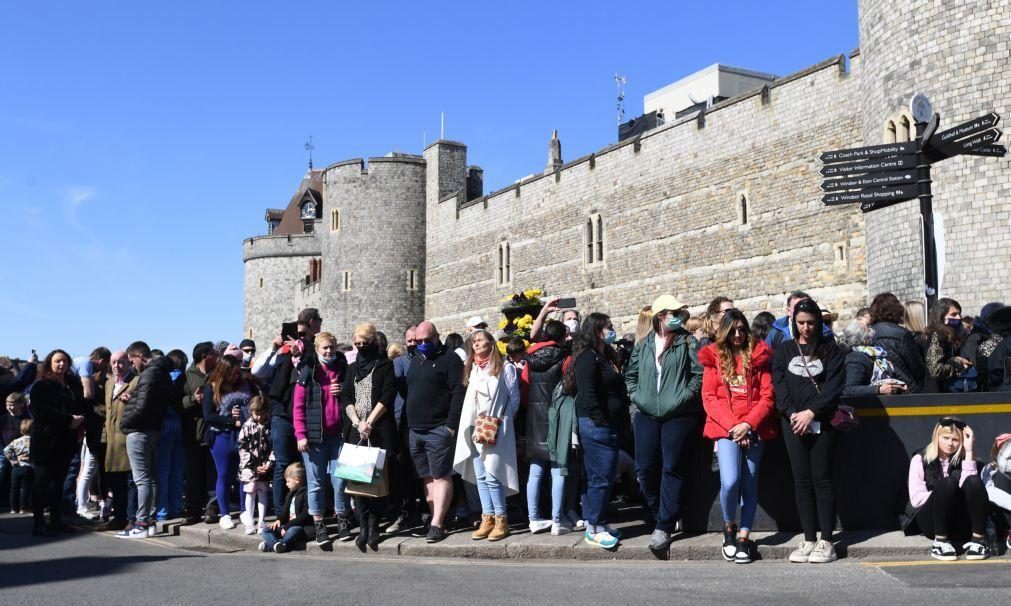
[
  {"left": 29, "top": 349, "right": 85, "bottom": 536},
  {"left": 772, "top": 299, "right": 844, "bottom": 564}
]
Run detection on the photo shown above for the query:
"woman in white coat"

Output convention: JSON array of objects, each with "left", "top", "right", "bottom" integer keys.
[{"left": 453, "top": 329, "right": 520, "bottom": 541}]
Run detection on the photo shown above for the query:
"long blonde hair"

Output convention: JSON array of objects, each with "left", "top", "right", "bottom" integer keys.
[
  {"left": 904, "top": 300, "right": 927, "bottom": 334},
  {"left": 922, "top": 421, "right": 964, "bottom": 466},
  {"left": 463, "top": 330, "right": 503, "bottom": 386},
  {"left": 714, "top": 309, "right": 753, "bottom": 384},
  {"left": 635, "top": 306, "right": 653, "bottom": 342}
]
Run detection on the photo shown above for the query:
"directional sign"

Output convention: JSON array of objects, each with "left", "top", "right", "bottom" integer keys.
[
  {"left": 960, "top": 144, "right": 1008, "bottom": 158},
  {"left": 860, "top": 197, "right": 909, "bottom": 213},
  {"left": 931, "top": 112, "right": 1000, "bottom": 146},
  {"left": 820, "top": 171, "right": 916, "bottom": 192},
  {"left": 819, "top": 141, "right": 917, "bottom": 164},
  {"left": 929, "top": 127, "right": 1002, "bottom": 155},
  {"left": 822, "top": 184, "right": 918, "bottom": 206},
  {"left": 819, "top": 154, "right": 918, "bottom": 177}
]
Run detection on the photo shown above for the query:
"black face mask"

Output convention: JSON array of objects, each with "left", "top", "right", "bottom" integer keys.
[
  {"left": 357, "top": 343, "right": 379, "bottom": 362},
  {"left": 407, "top": 344, "right": 417, "bottom": 356}
]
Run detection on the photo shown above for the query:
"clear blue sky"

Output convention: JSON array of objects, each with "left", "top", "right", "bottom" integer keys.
[{"left": 0, "top": 1, "right": 858, "bottom": 359}]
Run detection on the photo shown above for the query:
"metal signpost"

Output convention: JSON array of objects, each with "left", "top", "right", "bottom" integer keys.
[{"left": 817, "top": 94, "right": 1005, "bottom": 307}]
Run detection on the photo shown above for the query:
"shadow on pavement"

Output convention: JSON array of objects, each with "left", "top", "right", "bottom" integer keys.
[{"left": 0, "top": 554, "right": 201, "bottom": 589}]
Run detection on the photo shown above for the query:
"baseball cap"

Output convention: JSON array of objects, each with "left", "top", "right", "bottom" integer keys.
[
  {"left": 466, "top": 316, "right": 488, "bottom": 329},
  {"left": 651, "top": 295, "right": 684, "bottom": 315}
]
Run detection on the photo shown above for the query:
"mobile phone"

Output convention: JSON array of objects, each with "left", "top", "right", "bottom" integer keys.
[
  {"left": 281, "top": 322, "right": 299, "bottom": 342},
  {"left": 556, "top": 297, "right": 577, "bottom": 309}
]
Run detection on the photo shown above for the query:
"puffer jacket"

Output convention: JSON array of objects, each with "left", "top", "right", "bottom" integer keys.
[
  {"left": 522, "top": 342, "right": 566, "bottom": 461},
  {"left": 871, "top": 321, "right": 924, "bottom": 392},
  {"left": 698, "top": 341, "right": 777, "bottom": 441},
  {"left": 293, "top": 358, "right": 346, "bottom": 444},
  {"left": 121, "top": 356, "right": 175, "bottom": 434},
  {"left": 625, "top": 331, "right": 703, "bottom": 420}
]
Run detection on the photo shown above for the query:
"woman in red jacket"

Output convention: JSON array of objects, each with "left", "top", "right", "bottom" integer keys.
[{"left": 699, "top": 309, "right": 776, "bottom": 564}]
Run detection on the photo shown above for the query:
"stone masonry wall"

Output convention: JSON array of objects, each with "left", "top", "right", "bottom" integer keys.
[
  {"left": 859, "top": 0, "right": 1011, "bottom": 314},
  {"left": 424, "top": 56, "right": 868, "bottom": 334},
  {"left": 243, "top": 233, "right": 320, "bottom": 344},
  {"left": 320, "top": 157, "right": 427, "bottom": 341}
]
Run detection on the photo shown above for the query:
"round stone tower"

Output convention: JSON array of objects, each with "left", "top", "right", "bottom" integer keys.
[
  {"left": 858, "top": 0, "right": 1011, "bottom": 311},
  {"left": 319, "top": 155, "right": 427, "bottom": 340}
]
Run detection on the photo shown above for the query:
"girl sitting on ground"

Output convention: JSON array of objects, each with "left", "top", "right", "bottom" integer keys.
[
  {"left": 904, "top": 418, "right": 989, "bottom": 560},
  {"left": 983, "top": 432, "right": 1011, "bottom": 551}
]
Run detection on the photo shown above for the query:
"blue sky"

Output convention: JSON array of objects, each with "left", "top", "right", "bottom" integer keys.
[{"left": 0, "top": 1, "right": 858, "bottom": 359}]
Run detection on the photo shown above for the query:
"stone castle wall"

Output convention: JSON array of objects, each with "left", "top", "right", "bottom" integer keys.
[
  {"left": 424, "top": 55, "right": 869, "bottom": 334},
  {"left": 319, "top": 156, "right": 427, "bottom": 340},
  {"left": 858, "top": 0, "right": 1011, "bottom": 314},
  {"left": 243, "top": 233, "right": 320, "bottom": 344}
]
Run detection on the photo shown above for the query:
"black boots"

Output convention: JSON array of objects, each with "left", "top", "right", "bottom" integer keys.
[
  {"left": 355, "top": 509, "right": 382, "bottom": 552},
  {"left": 367, "top": 511, "right": 380, "bottom": 551}
]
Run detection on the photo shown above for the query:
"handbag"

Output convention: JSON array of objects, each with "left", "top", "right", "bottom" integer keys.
[
  {"left": 345, "top": 464, "right": 389, "bottom": 498},
  {"left": 332, "top": 439, "right": 387, "bottom": 483},
  {"left": 472, "top": 373, "right": 505, "bottom": 446},
  {"left": 794, "top": 341, "right": 858, "bottom": 432}
]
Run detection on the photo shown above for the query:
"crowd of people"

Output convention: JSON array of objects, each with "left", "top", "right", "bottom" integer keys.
[{"left": 2, "top": 291, "right": 1011, "bottom": 564}]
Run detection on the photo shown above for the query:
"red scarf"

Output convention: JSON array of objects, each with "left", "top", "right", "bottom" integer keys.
[{"left": 474, "top": 356, "right": 490, "bottom": 370}]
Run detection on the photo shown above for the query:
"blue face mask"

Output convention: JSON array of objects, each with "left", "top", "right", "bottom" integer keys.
[
  {"left": 664, "top": 314, "right": 682, "bottom": 331},
  {"left": 416, "top": 340, "right": 438, "bottom": 357},
  {"left": 945, "top": 318, "right": 962, "bottom": 329},
  {"left": 603, "top": 329, "right": 617, "bottom": 345},
  {"left": 319, "top": 355, "right": 337, "bottom": 366}
]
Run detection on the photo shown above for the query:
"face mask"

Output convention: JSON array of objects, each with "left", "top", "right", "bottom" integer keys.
[
  {"left": 242, "top": 353, "right": 254, "bottom": 365},
  {"left": 664, "top": 314, "right": 682, "bottom": 331},
  {"left": 407, "top": 344, "right": 417, "bottom": 356},
  {"left": 416, "top": 341, "right": 438, "bottom": 357},
  {"left": 603, "top": 329, "right": 617, "bottom": 345},
  {"left": 945, "top": 318, "right": 962, "bottom": 329},
  {"left": 564, "top": 319, "right": 580, "bottom": 334},
  {"left": 319, "top": 355, "right": 337, "bottom": 366},
  {"left": 357, "top": 344, "right": 378, "bottom": 362}
]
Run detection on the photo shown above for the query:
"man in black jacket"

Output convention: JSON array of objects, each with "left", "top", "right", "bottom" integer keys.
[
  {"left": 405, "top": 321, "right": 466, "bottom": 543},
  {"left": 118, "top": 341, "right": 175, "bottom": 538},
  {"left": 180, "top": 342, "right": 217, "bottom": 524}
]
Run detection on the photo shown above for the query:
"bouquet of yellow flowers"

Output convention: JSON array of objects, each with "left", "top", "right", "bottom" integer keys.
[
  {"left": 499, "top": 313, "right": 535, "bottom": 339},
  {"left": 501, "top": 288, "right": 543, "bottom": 309}
]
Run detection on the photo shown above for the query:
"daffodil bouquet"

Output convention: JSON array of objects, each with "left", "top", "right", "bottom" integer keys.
[
  {"left": 501, "top": 288, "right": 544, "bottom": 309},
  {"left": 498, "top": 313, "right": 535, "bottom": 339}
]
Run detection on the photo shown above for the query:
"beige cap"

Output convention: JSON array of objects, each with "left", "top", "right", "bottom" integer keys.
[{"left": 651, "top": 295, "right": 684, "bottom": 315}]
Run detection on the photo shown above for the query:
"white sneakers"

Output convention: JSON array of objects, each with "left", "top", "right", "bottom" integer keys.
[
  {"left": 219, "top": 515, "right": 236, "bottom": 530},
  {"left": 528, "top": 519, "right": 552, "bottom": 534},
  {"left": 550, "top": 521, "right": 572, "bottom": 536},
  {"left": 790, "top": 539, "right": 837, "bottom": 563}
]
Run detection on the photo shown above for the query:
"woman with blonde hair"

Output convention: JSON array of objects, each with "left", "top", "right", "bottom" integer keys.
[
  {"left": 634, "top": 306, "right": 653, "bottom": 342},
  {"left": 453, "top": 329, "right": 520, "bottom": 541},
  {"left": 904, "top": 418, "right": 989, "bottom": 560},
  {"left": 341, "top": 322, "right": 398, "bottom": 551}
]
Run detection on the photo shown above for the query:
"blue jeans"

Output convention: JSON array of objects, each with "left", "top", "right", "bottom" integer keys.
[
  {"left": 271, "top": 416, "right": 297, "bottom": 513},
  {"left": 472, "top": 455, "right": 506, "bottom": 516},
  {"left": 527, "top": 458, "right": 576, "bottom": 522},
  {"left": 126, "top": 431, "right": 160, "bottom": 525},
  {"left": 302, "top": 433, "right": 348, "bottom": 517},
  {"left": 260, "top": 525, "right": 306, "bottom": 550},
  {"left": 633, "top": 413, "right": 699, "bottom": 532},
  {"left": 716, "top": 438, "right": 765, "bottom": 532},
  {"left": 156, "top": 413, "right": 184, "bottom": 519},
  {"left": 578, "top": 417, "right": 619, "bottom": 529}
]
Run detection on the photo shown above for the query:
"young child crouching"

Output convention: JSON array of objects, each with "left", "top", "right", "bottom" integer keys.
[{"left": 259, "top": 462, "right": 310, "bottom": 553}]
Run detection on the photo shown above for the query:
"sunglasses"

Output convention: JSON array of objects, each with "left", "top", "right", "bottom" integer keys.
[{"left": 938, "top": 417, "right": 966, "bottom": 430}]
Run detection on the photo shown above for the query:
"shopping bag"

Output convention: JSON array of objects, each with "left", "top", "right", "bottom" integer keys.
[
  {"left": 345, "top": 464, "right": 390, "bottom": 498},
  {"left": 332, "top": 441, "right": 386, "bottom": 483}
]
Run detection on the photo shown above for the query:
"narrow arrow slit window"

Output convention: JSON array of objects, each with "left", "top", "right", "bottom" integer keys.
[
  {"left": 586, "top": 213, "right": 604, "bottom": 265},
  {"left": 739, "top": 194, "right": 749, "bottom": 225},
  {"left": 497, "top": 242, "right": 512, "bottom": 286},
  {"left": 342, "top": 271, "right": 351, "bottom": 292}
]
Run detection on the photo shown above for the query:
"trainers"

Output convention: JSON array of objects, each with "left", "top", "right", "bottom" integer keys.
[
  {"left": 584, "top": 529, "right": 619, "bottom": 550},
  {"left": 315, "top": 521, "right": 332, "bottom": 546},
  {"left": 734, "top": 537, "right": 752, "bottom": 564},
  {"left": 529, "top": 519, "right": 552, "bottom": 535},
  {"left": 789, "top": 540, "right": 817, "bottom": 563},
  {"left": 412, "top": 513, "right": 432, "bottom": 537},
  {"left": 335, "top": 515, "right": 353, "bottom": 542},
  {"left": 386, "top": 512, "right": 409, "bottom": 534},
  {"left": 218, "top": 515, "right": 235, "bottom": 530},
  {"left": 274, "top": 541, "right": 289, "bottom": 553},
  {"left": 930, "top": 540, "right": 957, "bottom": 561},
  {"left": 77, "top": 507, "right": 98, "bottom": 521},
  {"left": 963, "top": 540, "right": 990, "bottom": 561},
  {"left": 551, "top": 521, "right": 572, "bottom": 536},
  {"left": 722, "top": 524, "right": 738, "bottom": 561},
  {"left": 566, "top": 511, "right": 585, "bottom": 531},
  {"left": 426, "top": 525, "right": 447, "bottom": 543},
  {"left": 244, "top": 525, "right": 257, "bottom": 535},
  {"left": 648, "top": 529, "right": 672, "bottom": 552},
  {"left": 257, "top": 541, "right": 267, "bottom": 552},
  {"left": 808, "top": 539, "right": 837, "bottom": 563},
  {"left": 147, "top": 523, "right": 158, "bottom": 537},
  {"left": 602, "top": 525, "right": 623, "bottom": 540},
  {"left": 239, "top": 511, "right": 252, "bottom": 528},
  {"left": 116, "top": 524, "right": 148, "bottom": 539}
]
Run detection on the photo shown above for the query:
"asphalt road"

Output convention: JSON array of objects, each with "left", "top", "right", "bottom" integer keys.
[{"left": 1, "top": 514, "right": 1009, "bottom": 605}]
